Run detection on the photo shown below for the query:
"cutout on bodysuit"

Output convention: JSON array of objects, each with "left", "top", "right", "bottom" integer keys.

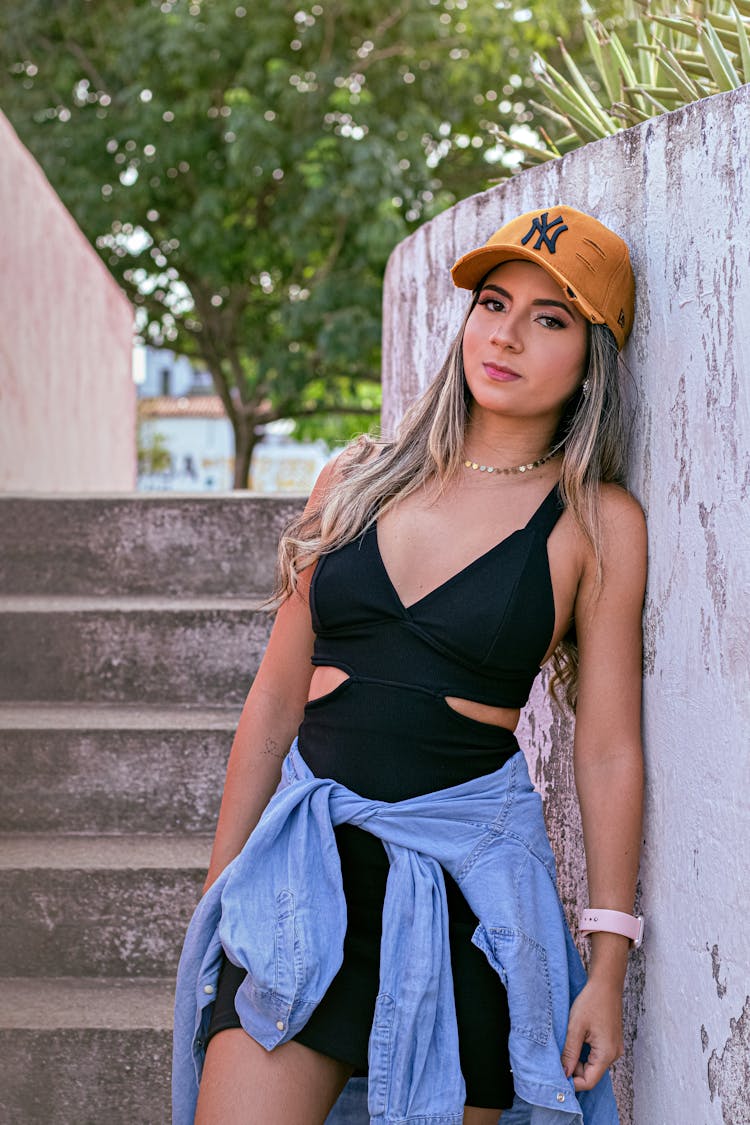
[
  {"left": 443, "top": 695, "right": 519, "bottom": 734},
  {"left": 306, "top": 665, "right": 353, "bottom": 706}
]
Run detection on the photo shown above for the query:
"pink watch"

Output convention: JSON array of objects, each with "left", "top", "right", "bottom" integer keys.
[{"left": 579, "top": 908, "right": 644, "bottom": 949}]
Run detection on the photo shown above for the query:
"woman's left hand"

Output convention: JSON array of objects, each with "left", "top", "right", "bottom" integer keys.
[{"left": 560, "top": 976, "right": 625, "bottom": 1091}]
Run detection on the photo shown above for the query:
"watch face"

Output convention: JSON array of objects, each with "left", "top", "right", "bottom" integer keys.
[{"left": 634, "top": 915, "right": 645, "bottom": 949}]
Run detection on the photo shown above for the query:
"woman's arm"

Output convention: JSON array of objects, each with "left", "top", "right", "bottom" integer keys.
[
  {"left": 201, "top": 456, "right": 341, "bottom": 894},
  {"left": 561, "top": 485, "right": 647, "bottom": 1091}
]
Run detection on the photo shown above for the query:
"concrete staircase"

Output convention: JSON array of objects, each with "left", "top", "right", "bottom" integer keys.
[{"left": 0, "top": 493, "right": 305, "bottom": 1124}]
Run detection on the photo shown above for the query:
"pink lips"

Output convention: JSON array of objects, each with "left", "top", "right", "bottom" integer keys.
[{"left": 482, "top": 362, "right": 521, "bottom": 382}]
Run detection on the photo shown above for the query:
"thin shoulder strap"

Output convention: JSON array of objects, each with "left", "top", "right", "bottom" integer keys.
[{"left": 525, "top": 483, "right": 565, "bottom": 541}]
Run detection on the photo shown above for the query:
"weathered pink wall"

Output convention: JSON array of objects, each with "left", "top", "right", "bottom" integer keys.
[
  {"left": 382, "top": 88, "right": 750, "bottom": 1124},
  {"left": 0, "top": 110, "right": 135, "bottom": 491}
]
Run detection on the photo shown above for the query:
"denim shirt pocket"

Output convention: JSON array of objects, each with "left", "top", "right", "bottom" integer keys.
[{"left": 479, "top": 925, "right": 553, "bottom": 1046}]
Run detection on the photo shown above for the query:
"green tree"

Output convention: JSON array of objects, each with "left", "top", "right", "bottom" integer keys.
[
  {"left": 137, "top": 427, "right": 173, "bottom": 476},
  {"left": 1, "top": 0, "right": 594, "bottom": 485}
]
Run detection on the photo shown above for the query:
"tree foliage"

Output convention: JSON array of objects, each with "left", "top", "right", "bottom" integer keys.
[{"left": 1, "top": 0, "right": 598, "bottom": 484}]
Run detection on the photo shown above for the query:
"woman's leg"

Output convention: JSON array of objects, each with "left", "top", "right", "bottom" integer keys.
[
  {"left": 194, "top": 1028, "right": 353, "bottom": 1125},
  {"left": 463, "top": 1108, "right": 503, "bottom": 1123}
]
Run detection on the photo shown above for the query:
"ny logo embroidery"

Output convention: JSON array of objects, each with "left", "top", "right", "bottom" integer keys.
[{"left": 521, "top": 212, "right": 568, "bottom": 253}]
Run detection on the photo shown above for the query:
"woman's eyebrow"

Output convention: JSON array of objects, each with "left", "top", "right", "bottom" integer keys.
[{"left": 479, "top": 283, "right": 574, "bottom": 313}]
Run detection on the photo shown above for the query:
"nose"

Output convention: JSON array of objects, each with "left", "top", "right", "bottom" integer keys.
[{"left": 488, "top": 312, "right": 522, "bottom": 350}]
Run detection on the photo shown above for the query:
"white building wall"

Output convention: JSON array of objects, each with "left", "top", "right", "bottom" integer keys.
[
  {"left": 381, "top": 87, "right": 750, "bottom": 1125},
  {"left": 137, "top": 347, "right": 214, "bottom": 398},
  {"left": 138, "top": 415, "right": 235, "bottom": 491},
  {"left": 0, "top": 111, "right": 134, "bottom": 491}
]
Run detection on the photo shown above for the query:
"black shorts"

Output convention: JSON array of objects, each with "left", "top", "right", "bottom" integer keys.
[{"left": 206, "top": 825, "right": 515, "bottom": 1110}]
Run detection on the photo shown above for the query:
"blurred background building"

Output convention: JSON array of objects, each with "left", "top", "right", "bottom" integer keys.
[{"left": 135, "top": 347, "right": 330, "bottom": 493}]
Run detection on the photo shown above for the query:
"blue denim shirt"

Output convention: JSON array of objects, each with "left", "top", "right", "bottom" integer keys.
[{"left": 173, "top": 742, "right": 620, "bottom": 1125}]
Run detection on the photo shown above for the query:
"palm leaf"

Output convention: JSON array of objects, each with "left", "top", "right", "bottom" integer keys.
[
  {"left": 528, "top": 99, "right": 574, "bottom": 130},
  {"left": 731, "top": 2, "right": 750, "bottom": 79},
  {"left": 658, "top": 48, "right": 712, "bottom": 97},
  {"left": 584, "top": 20, "right": 620, "bottom": 105},
  {"left": 557, "top": 41, "right": 621, "bottom": 133},
  {"left": 533, "top": 57, "right": 614, "bottom": 138},
  {"left": 699, "top": 21, "right": 742, "bottom": 87},
  {"left": 493, "top": 129, "right": 563, "bottom": 161},
  {"left": 610, "top": 102, "right": 656, "bottom": 124},
  {"left": 501, "top": 0, "right": 750, "bottom": 170}
]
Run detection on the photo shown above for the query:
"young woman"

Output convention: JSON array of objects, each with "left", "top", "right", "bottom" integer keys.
[{"left": 173, "top": 205, "right": 646, "bottom": 1125}]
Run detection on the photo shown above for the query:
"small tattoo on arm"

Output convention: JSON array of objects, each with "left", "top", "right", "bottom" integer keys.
[{"left": 263, "top": 737, "right": 285, "bottom": 759}]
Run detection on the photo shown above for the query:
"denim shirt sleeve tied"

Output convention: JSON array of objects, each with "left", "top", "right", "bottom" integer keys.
[{"left": 172, "top": 741, "right": 620, "bottom": 1125}]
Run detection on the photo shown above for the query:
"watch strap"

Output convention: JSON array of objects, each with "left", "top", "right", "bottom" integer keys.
[{"left": 579, "top": 908, "right": 644, "bottom": 949}]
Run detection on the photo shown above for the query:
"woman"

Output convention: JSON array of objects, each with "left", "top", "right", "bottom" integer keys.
[{"left": 173, "top": 205, "right": 646, "bottom": 1125}]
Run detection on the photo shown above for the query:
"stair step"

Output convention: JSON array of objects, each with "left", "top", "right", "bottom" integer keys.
[
  {"left": 0, "top": 703, "right": 238, "bottom": 833},
  {"left": 0, "top": 600, "right": 273, "bottom": 704},
  {"left": 0, "top": 978, "right": 174, "bottom": 1124},
  {"left": 0, "top": 980, "right": 370, "bottom": 1125},
  {"left": 0, "top": 493, "right": 306, "bottom": 596},
  {"left": 0, "top": 594, "right": 267, "bottom": 611},
  {"left": 0, "top": 976, "right": 174, "bottom": 1030},
  {"left": 0, "top": 832, "right": 213, "bottom": 869},
  {"left": 0, "top": 701, "right": 240, "bottom": 730},
  {"left": 0, "top": 834, "right": 212, "bottom": 977}
]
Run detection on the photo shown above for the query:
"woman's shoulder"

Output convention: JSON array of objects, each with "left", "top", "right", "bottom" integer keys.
[
  {"left": 308, "top": 436, "right": 386, "bottom": 503},
  {"left": 568, "top": 482, "right": 646, "bottom": 595},
  {"left": 324, "top": 436, "right": 387, "bottom": 479},
  {"left": 570, "top": 483, "right": 647, "bottom": 640},
  {"left": 583, "top": 483, "right": 647, "bottom": 596},
  {"left": 556, "top": 482, "right": 646, "bottom": 555},
  {"left": 597, "top": 483, "right": 647, "bottom": 543}
]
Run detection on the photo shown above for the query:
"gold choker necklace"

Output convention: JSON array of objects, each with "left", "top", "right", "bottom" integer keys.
[{"left": 463, "top": 449, "right": 557, "bottom": 476}]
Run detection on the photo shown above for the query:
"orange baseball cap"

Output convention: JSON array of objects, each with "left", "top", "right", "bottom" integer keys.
[{"left": 451, "top": 206, "right": 635, "bottom": 350}]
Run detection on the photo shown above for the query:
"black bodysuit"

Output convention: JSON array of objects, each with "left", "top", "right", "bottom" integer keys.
[{"left": 207, "top": 483, "right": 565, "bottom": 1109}]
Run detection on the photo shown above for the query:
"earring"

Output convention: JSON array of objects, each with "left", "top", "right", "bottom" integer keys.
[{"left": 581, "top": 379, "right": 590, "bottom": 397}]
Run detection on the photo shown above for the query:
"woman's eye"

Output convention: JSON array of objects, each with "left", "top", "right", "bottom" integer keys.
[
  {"left": 537, "top": 314, "right": 564, "bottom": 329},
  {"left": 479, "top": 297, "right": 504, "bottom": 312}
]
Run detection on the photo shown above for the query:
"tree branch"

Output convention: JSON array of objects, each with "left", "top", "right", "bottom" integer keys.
[
  {"left": 308, "top": 211, "right": 350, "bottom": 287},
  {"left": 65, "top": 39, "right": 110, "bottom": 94}
]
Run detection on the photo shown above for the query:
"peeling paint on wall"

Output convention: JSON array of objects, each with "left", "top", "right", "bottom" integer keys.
[
  {"left": 707, "top": 997, "right": 750, "bottom": 1124},
  {"left": 709, "top": 943, "right": 728, "bottom": 1001}
]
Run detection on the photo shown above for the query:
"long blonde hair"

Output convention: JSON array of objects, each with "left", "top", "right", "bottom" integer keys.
[{"left": 276, "top": 293, "right": 630, "bottom": 709}]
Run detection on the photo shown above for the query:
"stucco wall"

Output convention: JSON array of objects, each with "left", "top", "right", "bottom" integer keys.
[
  {"left": 382, "top": 87, "right": 750, "bottom": 1125},
  {"left": 0, "top": 110, "right": 135, "bottom": 491}
]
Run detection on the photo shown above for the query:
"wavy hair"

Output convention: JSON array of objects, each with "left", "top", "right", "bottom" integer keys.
[{"left": 275, "top": 293, "right": 630, "bottom": 710}]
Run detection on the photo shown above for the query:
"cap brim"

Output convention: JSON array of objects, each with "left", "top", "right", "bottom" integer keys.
[{"left": 450, "top": 244, "right": 606, "bottom": 329}]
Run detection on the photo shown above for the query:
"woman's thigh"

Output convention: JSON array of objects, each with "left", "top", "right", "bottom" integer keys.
[
  {"left": 463, "top": 1107, "right": 503, "bottom": 1123},
  {"left": 194, "top": 1028, "right": 353, "bottom": 1125}
]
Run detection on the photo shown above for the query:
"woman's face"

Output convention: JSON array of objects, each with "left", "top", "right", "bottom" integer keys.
[{"left": 461, "top": 259, "right": 589, "bottom": 425}]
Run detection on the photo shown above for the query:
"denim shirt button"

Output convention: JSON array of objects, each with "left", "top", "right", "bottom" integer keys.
[
  {"left": 556, "top": 1092, "right": 565, "bottom": 1102},
  {"left": 276, "top": 1020, "right": 285, "bottom": 1031},
  {"left": 203, "top": 984, "right": 215, "bottom": 994}
]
